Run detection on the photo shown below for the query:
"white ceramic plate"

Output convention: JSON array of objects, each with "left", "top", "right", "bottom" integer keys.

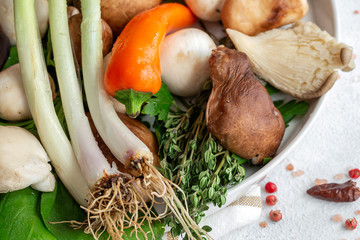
[{"left": 205, "top": 0, "right": 339, "bottom": 216}]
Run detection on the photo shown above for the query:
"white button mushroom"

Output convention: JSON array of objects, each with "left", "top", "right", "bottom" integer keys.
[
  {"left": 160, "top": 28, "right": 216, "bottom": 97},
  {"left": 31, "top": 174, "right": 55, "bottom": 192},
  {"left": 0, "top": 64, "right": 32, "bottom": 121},
  {"left": 0, "top": 63, "right": 56, "bottom": 121},
  {"left": 0, "top": 0, "right": 49, "bottom": 45},
  {"left": 0, "top": 126, "right": 55, "bottom": 193},
  {"left": 184, "top": 0, "right": 226, "bottom": 22}
]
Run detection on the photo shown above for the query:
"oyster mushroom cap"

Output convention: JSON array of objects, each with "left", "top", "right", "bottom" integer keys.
[
  {"left": 206, "top": 46, "right": 285, "bottom": 164},
  {"left": 0, "top": 126, "right": 54, "bottom": 193},
  {"left": 227, "top": 21, "right": 355, "bottom": 99}
]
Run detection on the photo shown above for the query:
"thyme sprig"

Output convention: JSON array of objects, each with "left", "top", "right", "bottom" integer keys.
[
  {"left": 155, "top": 81, "right": 247, "bottom": 237},
  {"left": 145, "top": 79, "right": 309, "bottom": 238}
]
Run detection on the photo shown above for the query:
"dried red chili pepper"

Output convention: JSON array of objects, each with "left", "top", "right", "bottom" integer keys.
[{"left": 306, "top": 180, "right": 360, "bottom": 202}]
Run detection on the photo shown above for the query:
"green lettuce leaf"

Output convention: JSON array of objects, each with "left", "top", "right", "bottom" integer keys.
[
  {"left": 2, "top": 46, "right": 19, "bottom": 70},
  {"left": 277, "top": 100, "right": 309, "bottom": 126},
  {"left": 0, "top": 188, "right": 56, "bottom": 240},
  {"left": 41, "top": 181, "right": 166, "bottom": 240},
  {"left": 41, "top": 181, "right": 96, "bottom": 240}
]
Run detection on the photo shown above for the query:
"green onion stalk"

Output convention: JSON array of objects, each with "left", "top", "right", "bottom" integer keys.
[
  {"left": 14, "top": 0, "right": 88, "bottom": 206},
  {"left": 81, "top": 0, "right": 210, "bottom": 239},
  {"left": 48, "top": 0, "right": 157, "bottom": 239}
]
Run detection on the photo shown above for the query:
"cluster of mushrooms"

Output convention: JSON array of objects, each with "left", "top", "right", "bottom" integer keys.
[{"left": 0, "top": 0, "right": 355, "bottom": 196}]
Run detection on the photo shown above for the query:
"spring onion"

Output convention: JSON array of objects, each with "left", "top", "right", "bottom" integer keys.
[
  {"left": 48, "top": 0, "right": 156, "bottom": 239},
  {"left": 13, "top": 0, "right": 88, "bottom": 206},
  {"left": 81, "top": 1, "right": 208, "bottom": 239}
]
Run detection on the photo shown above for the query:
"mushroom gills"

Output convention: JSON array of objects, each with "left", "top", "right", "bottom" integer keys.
[{"left": 227, "top": 21, "right": 355, "bottom": 99}]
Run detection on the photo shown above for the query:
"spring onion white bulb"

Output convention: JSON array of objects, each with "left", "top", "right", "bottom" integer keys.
[
  {"left": 48, "top": 0, "right": 119, "bottom": 188},
  {"left": 81, "top": 0, "right": 153, "bottom": 174}
]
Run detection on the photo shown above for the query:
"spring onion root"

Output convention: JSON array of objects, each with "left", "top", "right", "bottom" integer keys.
[
  {"left": 81, "top": 0, "right": 210, "bottom": 239},
  {"left": 48, "top": 0, "right": 155, "bottom": 239}
]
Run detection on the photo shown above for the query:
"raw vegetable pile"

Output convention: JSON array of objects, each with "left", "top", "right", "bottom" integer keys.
[{"left": 0, "top": 0, "right": 354, "bottom": 239}]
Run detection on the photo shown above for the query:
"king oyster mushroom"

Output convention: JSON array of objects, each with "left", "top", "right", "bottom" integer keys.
[
  {"left": 206, "top": 46, "right": 285, "bottom": 164},
  {"left": 227, "top": 21, "right": 355, "bottom": 99}
]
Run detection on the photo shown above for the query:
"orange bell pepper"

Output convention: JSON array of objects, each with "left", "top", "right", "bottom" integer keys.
[{"left": 104, "top": 3, "right": 196, "bottom": 118}]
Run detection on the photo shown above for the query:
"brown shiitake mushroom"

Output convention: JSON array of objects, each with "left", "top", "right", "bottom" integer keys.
[
  {"left": 67, "top": 6, "right": 80, "bottom": 19},
  {"left": 68, "top": 14, "right": 113, "bottom": 67},
  {"left": 73, "top": 0, "right": 162, "bottom": 36},
  {"left": 206, "top": 46, "right": 285, "bottom": 164},
  {"left": 0, "top": 27, "right": 10, "bottom": 70},
  {"left": 221, "top": 0, "right": 309, "bottom": 36}
]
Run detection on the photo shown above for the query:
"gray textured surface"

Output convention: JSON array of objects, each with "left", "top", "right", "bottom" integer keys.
[{"left": 222, "top": 1, "right": 360, "bottom": 239}]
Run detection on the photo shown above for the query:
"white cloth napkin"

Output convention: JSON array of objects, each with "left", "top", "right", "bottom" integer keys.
[{"left": 163, "top": 186, "right": 262, "bottom": 240}]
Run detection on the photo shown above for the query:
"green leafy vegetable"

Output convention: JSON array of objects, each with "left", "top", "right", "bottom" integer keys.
[
  {"left": 232, "top": 154, "right": 249, "bottom": 165},
  {"left": 142, "top": 82, "right": 176, "bottom": 121},
  {"left": 0, "top": 118, "right": 38, "bottom": 138},
  {"left": 45, "top": 29, "right": 56, "bottom": 67},
  {"left": 149, "top": 80, "right": 310, "bottom": 236},
  {"left": 155, "top": 81, "right": 247, "bottom": 233},
  {"left": 2, "top": 46, "right": 19, "bottom": 70},
  {"left": 41, "top": 181, "right": 165, "bottom": 240},
  {"left": 0, "top": 188, "right": 56, "bottom": 240},
  {"left": 41, "top": 181, "right": 95, "bottom": 240},
  {"left": 0, "top": 181, "right": 165, "bottom": 240},
  {"left": 2, "top": 43, "right": 54, "bottom": 71},
  {"left": 262, "top": 157, "right": 273, "bottom": 165},
  {"left": 277, "top": 100, "right": 309, "bottom": 126},
  {"left": 265, "top": 83, "right": 280, "bottom": 96}
]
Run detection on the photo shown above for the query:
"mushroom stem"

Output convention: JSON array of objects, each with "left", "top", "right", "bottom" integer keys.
[{"left": 340, "top": 47, "right": 353, "bottom": 66}]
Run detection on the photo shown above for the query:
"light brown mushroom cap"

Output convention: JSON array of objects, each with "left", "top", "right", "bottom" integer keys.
[
  {"left": 227, "top": 21, "right": 355, "bottom": 99},
  {"left": 221, "top": 0, "right": 309, "bottom": 36}
]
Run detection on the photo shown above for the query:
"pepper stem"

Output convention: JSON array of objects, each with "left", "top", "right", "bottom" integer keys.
[{"left": 114, "top": 89, "right": 152, "bottom": 118}]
